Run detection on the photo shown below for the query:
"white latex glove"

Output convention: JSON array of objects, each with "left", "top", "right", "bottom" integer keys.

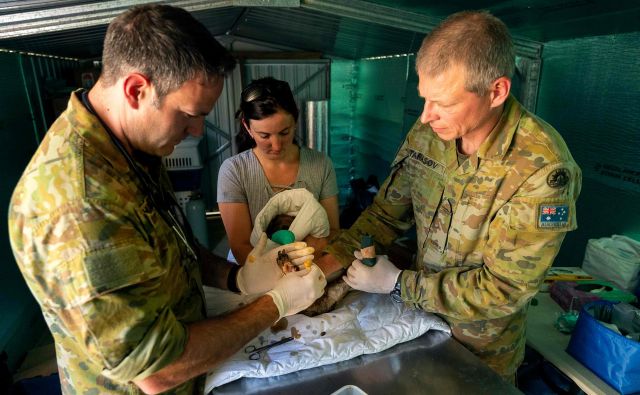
[
  {"left": 236, "top": 232, "right": 315, "bottom": 295},
  {"left": 267, "top": 265, "right": 327, "bottom": 320},
  {"left": 343, "top": 251, "right": 401, "bottom": 293}
]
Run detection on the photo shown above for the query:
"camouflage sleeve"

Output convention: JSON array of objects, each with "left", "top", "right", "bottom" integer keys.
[
  {"left": 403, "top": 161, "right": 582, "bottom": 320},
  {"left": 48, "top": 201, "right": 188, "bottom": 382},
  {"left": 325, "top": 139, "right": 416, "bottom": 267}
]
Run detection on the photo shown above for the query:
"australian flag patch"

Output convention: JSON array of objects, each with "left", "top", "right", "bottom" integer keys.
[{"left": 539, "top": 205, "right": 569, "bottom": 228}]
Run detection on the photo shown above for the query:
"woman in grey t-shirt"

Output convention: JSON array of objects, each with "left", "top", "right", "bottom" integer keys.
[{"left": 217, "top": 77, "right": 339, "bottom": 265}]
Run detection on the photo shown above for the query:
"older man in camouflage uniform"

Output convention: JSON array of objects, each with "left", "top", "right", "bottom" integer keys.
[
  {"left": 8, "top": 5, "right": 324, "bottom": 394},
  {"left": 318, "top": 11, "right": 581, "bottom": 381}
]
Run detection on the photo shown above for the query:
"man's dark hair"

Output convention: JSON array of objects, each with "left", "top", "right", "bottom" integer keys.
[
  {"left": 235, "top": 77, "right": 299, "bottom": 152},
  {"left": 101, "top": 4, "right": 235, "bottom": 100}
]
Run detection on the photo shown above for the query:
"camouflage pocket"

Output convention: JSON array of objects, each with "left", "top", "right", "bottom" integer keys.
[{"left": 422, "top": 198, "right": 453, "bottom": 268}]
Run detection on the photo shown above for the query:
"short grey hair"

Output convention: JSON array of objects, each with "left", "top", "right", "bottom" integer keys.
[{"left": 416, "top": 10, "right": 515, "bottom": 96}]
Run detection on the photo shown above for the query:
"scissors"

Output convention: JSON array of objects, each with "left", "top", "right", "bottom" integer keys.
[{"left": 245, "top": 336, "right": 294, "bottom": 360}]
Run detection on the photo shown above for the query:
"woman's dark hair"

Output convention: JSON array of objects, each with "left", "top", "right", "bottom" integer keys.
[{"left": 235, "top": 77, "right": 299, "bottom": 152}]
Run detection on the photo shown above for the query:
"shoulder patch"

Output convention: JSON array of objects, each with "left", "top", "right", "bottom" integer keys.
[
  {"left": 547, "top": 168, "right": 569, "bottom": 188},
  {"left": 538, "top": 204, "right": 569, "bottom": 228}
]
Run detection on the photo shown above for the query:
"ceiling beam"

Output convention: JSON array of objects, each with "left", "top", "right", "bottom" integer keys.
[
  {"left": 0, "top": 0, "right": 540, "bottom": 57},
  {"left": 301, "top": 0, "right": 541, "bottom": 58},
  {"left": 300, "top": 0, "right": 441, "bottom": 34},
  {"left": 0, "top": 0, "right": 305, "bottom": 39}
]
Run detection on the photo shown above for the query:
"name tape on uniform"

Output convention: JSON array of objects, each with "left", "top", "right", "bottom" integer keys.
[{"left": 408, "top": 149, "right": 445, "bottom": 176}]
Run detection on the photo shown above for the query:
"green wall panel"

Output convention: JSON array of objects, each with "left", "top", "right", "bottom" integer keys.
[
  {"left": 0, "top": 52, "right": 46, "bottom": 370},
  {"left": 352, "top": 57, "right": 412, "bottom": 184},
  {"left": 329, "top": 60, "right": 358, "bottom": 206},
  {"left": 330, "top": 56, "right": 416, "bottom": 209},
  {"left": 537, "top": 32, "right": 640, "bottom": 266}
]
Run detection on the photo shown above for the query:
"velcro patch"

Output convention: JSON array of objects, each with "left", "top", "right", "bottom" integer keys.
[{"left": 538, "top": 204, "right": 570, "bottom": 228}]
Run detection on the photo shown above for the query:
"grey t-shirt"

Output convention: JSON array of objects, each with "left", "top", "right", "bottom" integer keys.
[{"left": 217, "top": 146, "right": 338, "bottom": 223}]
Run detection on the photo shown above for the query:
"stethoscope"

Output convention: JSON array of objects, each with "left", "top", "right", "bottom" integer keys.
[{"left": 80, "top": 90, "right": 198, "bottom": 261}]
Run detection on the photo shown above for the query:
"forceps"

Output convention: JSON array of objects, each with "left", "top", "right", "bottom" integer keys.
[{"left": 245, "top": 336, "right": 294, "bottom": 360}]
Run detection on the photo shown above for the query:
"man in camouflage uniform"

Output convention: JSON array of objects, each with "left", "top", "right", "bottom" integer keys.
[
  {"left": 318, "top": 11, "right": 581, "bottom": 381},
  {"left": 8, "top": 5, "right": 324, "bottom": 394}
]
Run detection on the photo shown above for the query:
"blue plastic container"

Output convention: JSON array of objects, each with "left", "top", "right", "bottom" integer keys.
[{"left": 567, "top": 301, "right": 640, "bottom": 394}]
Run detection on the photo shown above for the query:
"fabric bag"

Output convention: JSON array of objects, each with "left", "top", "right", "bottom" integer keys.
[
  {"left": 567, "top": 301, "right": 640, "bottom": 394},
  {"left": 582, "top": 235, "right": 640, "bottom": 292}
]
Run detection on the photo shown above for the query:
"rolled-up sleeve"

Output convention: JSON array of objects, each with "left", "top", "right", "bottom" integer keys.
[
  {"left": 102, "top": 306, "right": 187, "bottom": 382},
  {"left": 49, "top": 199, "right": 195, "bottom": 384}
]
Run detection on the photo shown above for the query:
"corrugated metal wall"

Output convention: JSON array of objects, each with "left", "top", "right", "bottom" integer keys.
[
  {"left": 201, "top": 67, "right": 243, "bottom": 211},
  {"left": 17, "top": 53, "right": 80, "bottom": 140},
  {"left": 537, "top": 31, "right": 640, "bottom": 266}
]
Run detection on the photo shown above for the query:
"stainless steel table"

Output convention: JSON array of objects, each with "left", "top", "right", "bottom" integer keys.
[{"left": 211, "top": 330, "right": 521, "bottom": 395}]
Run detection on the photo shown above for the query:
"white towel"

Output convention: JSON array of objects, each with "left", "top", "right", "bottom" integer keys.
[
  {"left": 250, "top": 188, "right": 330, "bottom": 251},
  {"left": 205, "top": 292, "right": 451, "bottom": 391}
]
